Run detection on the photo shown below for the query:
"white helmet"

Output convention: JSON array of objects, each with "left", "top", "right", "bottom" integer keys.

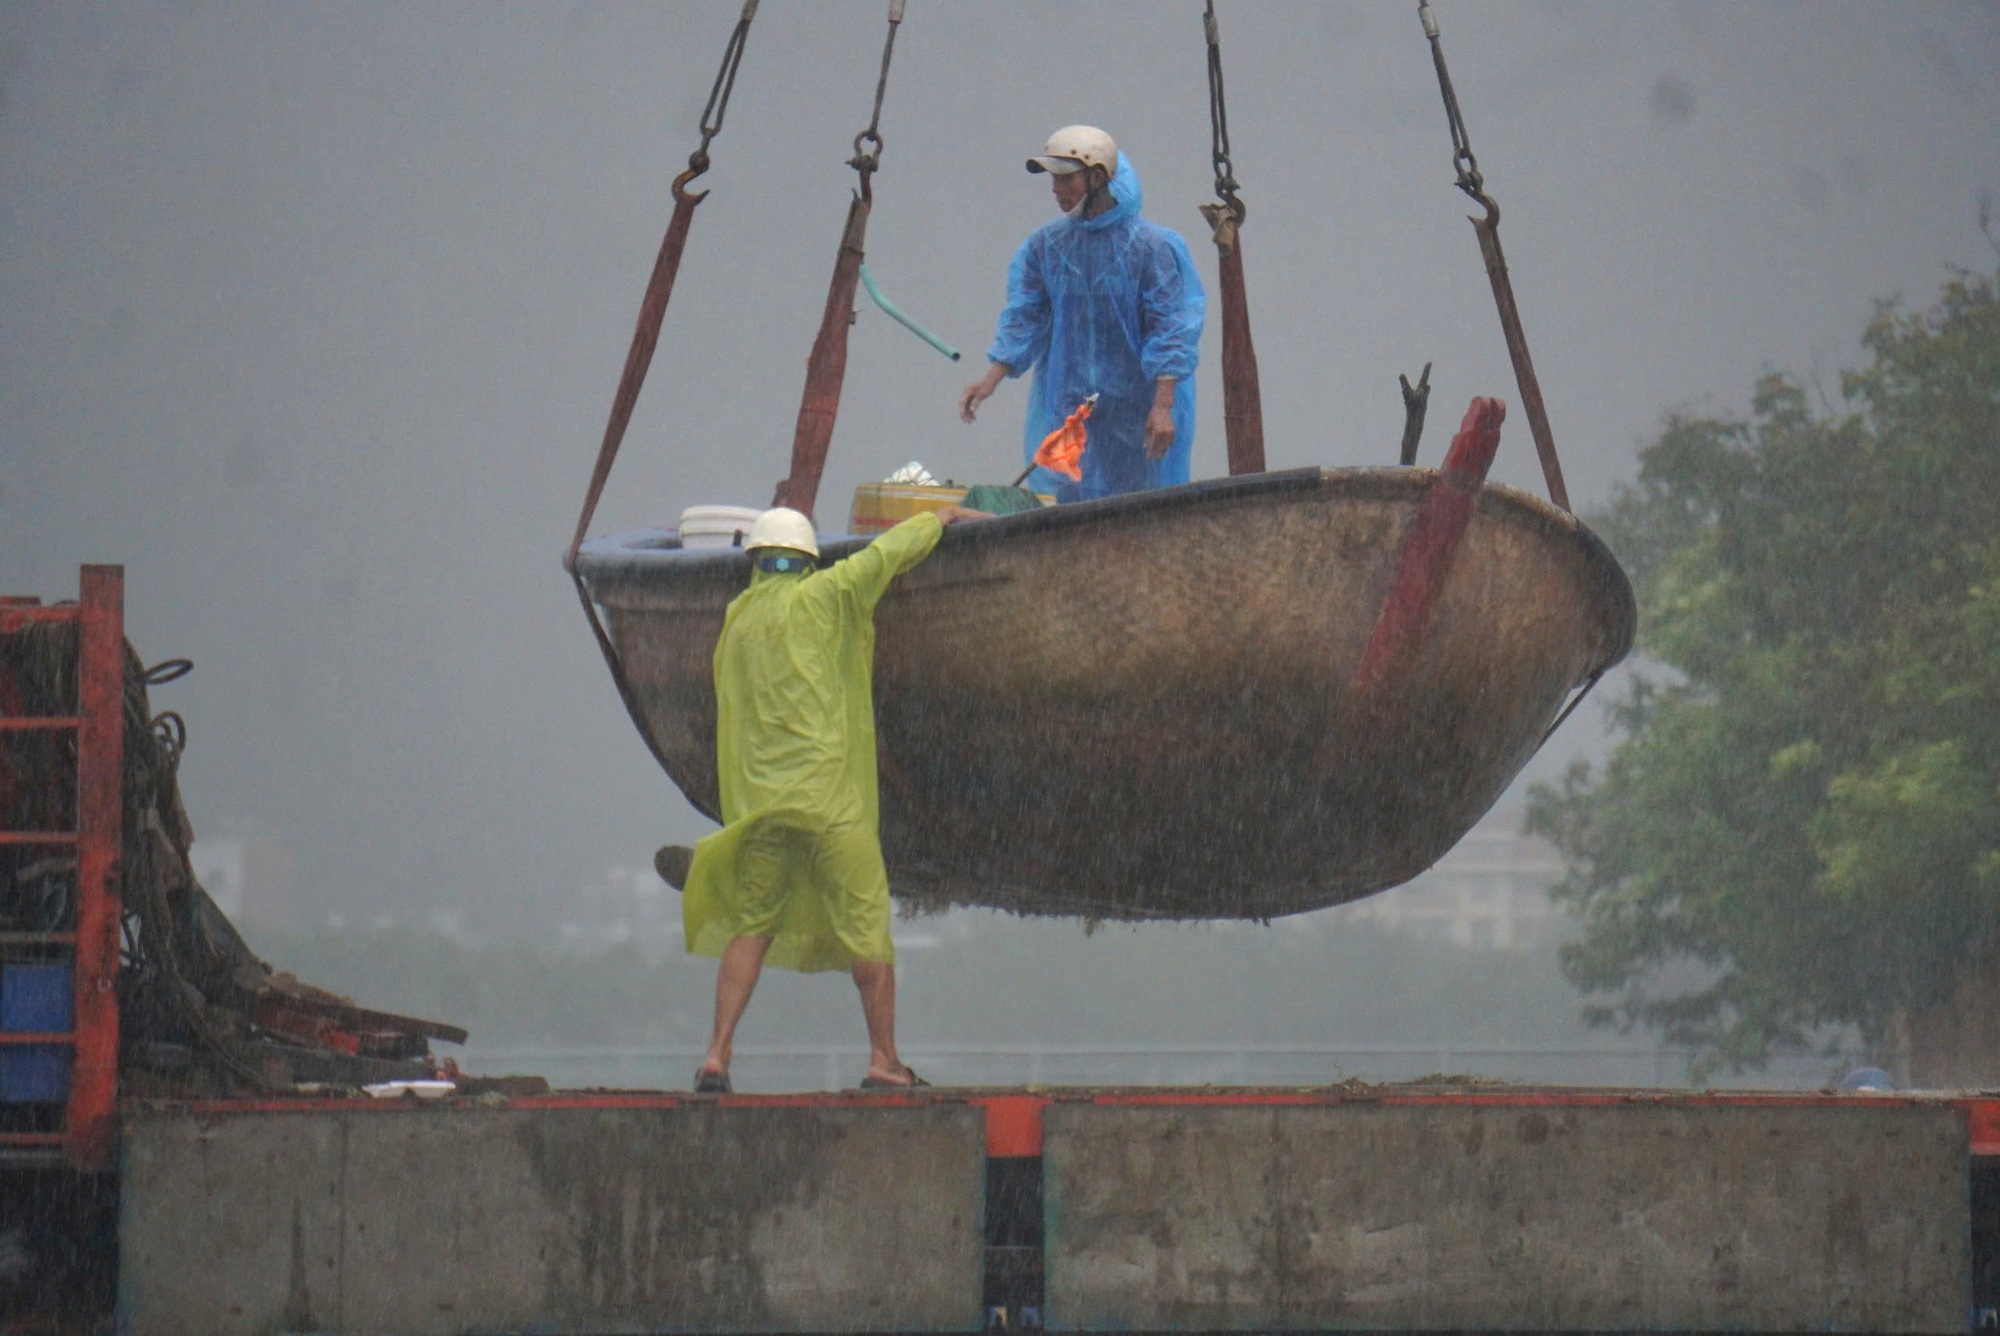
[
  {"left": 744, "top": 507, "right": 819, "bottom": 558},
  {"left": 1027, "top": 125, "right": 1117, "bottom": 178}
]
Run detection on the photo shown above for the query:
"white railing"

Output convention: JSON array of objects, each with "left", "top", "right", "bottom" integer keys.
[{"left": 455, "top": 1041, "right": 1851, "bottom": 1095}]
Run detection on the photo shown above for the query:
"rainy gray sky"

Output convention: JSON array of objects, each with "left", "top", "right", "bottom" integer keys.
[{"left": 2, "top": 1, "right": 1997, "bottom": 941}]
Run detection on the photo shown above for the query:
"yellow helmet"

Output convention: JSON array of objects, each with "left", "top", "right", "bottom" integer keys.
[{"left": 1026, "top": 125, "right": 1117, "bottom": 178}]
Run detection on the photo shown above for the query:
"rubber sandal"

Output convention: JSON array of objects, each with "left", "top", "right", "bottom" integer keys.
[
  {"left": 859, "top": 1066, "right": 931, "bottom": 1090},
  {"left": 655, "top": 844, "right": 695, "bottom": 891},
  {"left": 693, "top": 1068, "right": 731, "bottom": 1094}
]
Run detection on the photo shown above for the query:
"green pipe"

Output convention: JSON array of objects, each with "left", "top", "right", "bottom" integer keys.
[{"left": 858, "top": 263, "right": 961, "bottom": 361}]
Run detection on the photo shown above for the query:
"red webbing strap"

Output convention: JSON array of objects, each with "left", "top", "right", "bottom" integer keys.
[
  {"left": 1201, "top": 205, "right": 1266, "bottom": 475},
  {"left": 566, "top": 0, "right": 758, "bottom": 564},
  {"left": 772, "top": 1, "right": 904, "bottom": 518},
  {"left": 1418, "top": 1, "right": 1569, "bottom": 512},
  {"left": 1199, "top": 2, "right": 1264, "bottom": 476},
  {"left": 773, "top": 193, "right": 870, "bottom": 518},
  {"left": 1469, "top": 208, "right": 1569, "bottom": 511},
  {"left": 565, "top": 4, "right": 757, "bottom": 795},
  {"left": 564, "top": 186, "right": 708, "bottom": 787},
  {"left": 565, "top": 188, "right": 704, "bottom": 573}
]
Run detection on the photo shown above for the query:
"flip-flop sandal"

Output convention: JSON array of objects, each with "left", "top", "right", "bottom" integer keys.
[
  {"left": 858, "top": 1067, "right": 931, "bottom": 1090},
  {"left": 693, "top": 1068, "right": 731, "bottom": 1094},
  {"left": 655, "top": 844, "right": 695, "bottom": 891}
]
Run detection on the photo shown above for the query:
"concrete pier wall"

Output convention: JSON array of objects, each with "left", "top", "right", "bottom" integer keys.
[
  {"left": 120, "top": 1102, "right": 987, "bottom": 1335},
  {"left": 1042, "top": 1101, "right": 1969, "bottom": 1332},
  {"left": 121, "top": 1093, "right": 1976, "bottom": 1334}
]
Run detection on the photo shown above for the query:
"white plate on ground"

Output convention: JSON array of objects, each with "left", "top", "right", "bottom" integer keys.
[{"left": 362, "top": 1079, "right": 457, "bottom": 1100}]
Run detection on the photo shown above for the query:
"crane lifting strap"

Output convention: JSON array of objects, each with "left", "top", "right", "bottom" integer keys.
[
  {"left": 1199, "top": 0, "right": 1266, "bottom": 477},
  {"left": 565, "top": 2, "right": 757, "bottom": 779},
  {"left": 1417, "top": 0, "right": 1570, "bottom": 512},
  {"left": 565, "top": 1, "right": 759, "bottom": 571},
  {"left": 774, "top": 0, "right": 906, "bottom": 519}
]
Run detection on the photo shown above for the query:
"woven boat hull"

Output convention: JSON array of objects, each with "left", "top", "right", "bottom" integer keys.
[{"left": 576, "top": 467, "right": 1634, "bottom": 920}]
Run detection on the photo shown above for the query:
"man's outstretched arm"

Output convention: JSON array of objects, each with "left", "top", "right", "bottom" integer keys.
[
  {"left": 827, "top": 507, "right": 977, "bottom": 610},
  {"left": 962, "top": 235, "right": 1049, "bottom": 423}
]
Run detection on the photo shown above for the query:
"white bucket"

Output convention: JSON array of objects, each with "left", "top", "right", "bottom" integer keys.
[{"left": 677, "top": 505, "right": 763, "bottom": 551}]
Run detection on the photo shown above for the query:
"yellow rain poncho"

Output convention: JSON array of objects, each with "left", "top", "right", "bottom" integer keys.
[{"left": 681, "top": 512, "right": 944, "bottom": 973}]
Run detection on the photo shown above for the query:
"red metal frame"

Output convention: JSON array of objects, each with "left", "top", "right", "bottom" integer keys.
[
  {"left": 0, "top": 566, "right": 123, "bottom": 1170},
  {"left": 71, "top": 566, "right": 124, "bottom": 1169}
]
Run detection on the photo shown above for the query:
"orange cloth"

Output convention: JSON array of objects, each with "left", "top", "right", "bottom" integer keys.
[{"left": 1033, "top": 396, "right": 1094, "bottom": 481}]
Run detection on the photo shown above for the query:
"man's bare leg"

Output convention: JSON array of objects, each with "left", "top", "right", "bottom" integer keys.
[
  {"left": 851, "top": 960, "right": 913, "bottom": 1085},
  {"left": 701, "top": 935, "right": 773, "bottom": 1079}
]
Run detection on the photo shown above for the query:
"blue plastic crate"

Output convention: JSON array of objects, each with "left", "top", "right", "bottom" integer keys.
[{"left": 1, "top": 963, "right": 73, "bottom": 1103}]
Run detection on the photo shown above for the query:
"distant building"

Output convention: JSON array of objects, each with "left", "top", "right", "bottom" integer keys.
[
  {"left": 309, "top": 814, "right": 1567, "bottom": 957},
  {"left": 557, "top": 863, "right": 676, "bottom": 957},
  {"left": 1337, "top": 817, "right": 1565, "bottom": 950},
  {"left": 189, "top": 839, "right": 248, "bottom": 919},
  {"left": 189, "top": 833, "right": 301, "bottom": 931}
]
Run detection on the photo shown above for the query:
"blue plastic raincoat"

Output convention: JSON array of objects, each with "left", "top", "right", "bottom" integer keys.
[
  {"left": 681, "top": 513, "right": 943, "bottom": 974},
  {"left": 988, "top": 152, "right": 1206, "bottom": 501}
]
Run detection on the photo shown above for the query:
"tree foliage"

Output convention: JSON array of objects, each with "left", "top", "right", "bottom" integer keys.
[{"left": 1528, "top": 271, "right": 2000, "bottom": 1077}]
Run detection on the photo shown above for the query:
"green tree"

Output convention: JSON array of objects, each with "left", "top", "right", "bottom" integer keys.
[{"left": 1529, "top": 270, "right": 2000, "bottom": 1085}]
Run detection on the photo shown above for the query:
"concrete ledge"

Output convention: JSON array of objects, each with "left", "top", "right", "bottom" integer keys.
[
  {"left": 1043, "top": 1100, "right": 1968, "bottom": 1332},
  {"left": 120, "top": 1101, "right": 986, "bottom": 1335}
]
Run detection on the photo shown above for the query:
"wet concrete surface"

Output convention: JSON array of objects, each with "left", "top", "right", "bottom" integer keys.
[
  {"left": 120, "top": 1100, "right": 986, "bottom": 1335},
  {"left": 1042, "top": 1100, "right": 1968, "bottom": 1332},
  {"left": 113, "top": 1088, "right": 1984, "bottom": 1333}
]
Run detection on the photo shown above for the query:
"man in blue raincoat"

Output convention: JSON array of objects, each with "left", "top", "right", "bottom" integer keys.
[{"left": 959, "top": 125, "right": 1206, "bottom": 501}]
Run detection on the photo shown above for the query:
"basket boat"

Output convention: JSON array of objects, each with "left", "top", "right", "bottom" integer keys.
[{"left": 574, "top": 466, "right": 1634, "bottom": 921}]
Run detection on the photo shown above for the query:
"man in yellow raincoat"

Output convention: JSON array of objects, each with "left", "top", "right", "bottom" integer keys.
[{"left": 670, "top": 503, "right": 974, "bottom": 1093}]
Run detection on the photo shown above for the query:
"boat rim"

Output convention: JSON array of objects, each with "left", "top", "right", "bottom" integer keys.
[{"left": 574, "top": 465, "right": 1636, "bottom": 672}]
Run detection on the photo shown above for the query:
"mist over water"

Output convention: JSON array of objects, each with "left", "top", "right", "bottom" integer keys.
[{"left": 3, "top": 2, "right": 1996, "bottom": 1078}]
